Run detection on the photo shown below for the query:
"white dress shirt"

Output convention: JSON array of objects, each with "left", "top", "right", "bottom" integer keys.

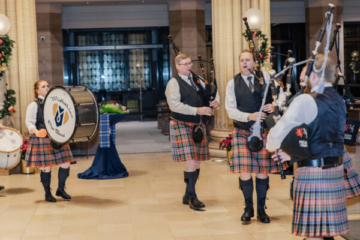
[
  {"left": 25, "top": 96, "right": 45, "bottom": 133},
  {"left": 165, "top": 73, "right": 220, "bottom": 115},
  {"left": 225, "top": 71, "right": 285, "bottom": 122},
  {"left": 266, "top": 83, "right": 333, "bottom": 152}
]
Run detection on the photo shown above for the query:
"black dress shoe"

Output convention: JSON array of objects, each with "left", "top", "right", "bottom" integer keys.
[
  {"left": 323, "top": 238, "right": 335, "bottom": 240},
  {"left": 45, "top": 193, "right": 57, "bottom": 202},
  {"left": 56, "top": 189, "right": 71, "bottom": 200},
  {"left": 241, "top": 208, "right": 254, "bottom": 223},
  {"left": 0, "top": 186, "right": 4, "bottom": 191},
  {"left": 189, "top": 197, "right": 205, "bottom": 210},
  {"left": 257, "top": 209, "right": 270, "bottom": 223},
  {"left": 183, "top": 195, "right": 189, "bottom": 205}
]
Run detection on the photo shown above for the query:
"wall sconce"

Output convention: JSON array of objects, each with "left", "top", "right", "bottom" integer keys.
[
  {"left": 243, "top": 8, "right": 264, "bottom": 30},
  {"left": 0, "top": 14, "right": 10, "bottom": 35}
]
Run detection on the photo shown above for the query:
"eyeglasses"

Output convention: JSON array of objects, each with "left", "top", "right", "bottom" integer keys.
[{"left": 177, "top": 62, "right": 193, "bottom": 66}]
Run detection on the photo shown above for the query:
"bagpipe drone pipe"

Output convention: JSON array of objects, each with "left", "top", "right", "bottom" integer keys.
[{"left": 167, "top": 35, "right": 217, "bottom": 105}]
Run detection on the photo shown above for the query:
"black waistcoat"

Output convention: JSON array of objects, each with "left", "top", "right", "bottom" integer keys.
[
  {"left": 233, "top": 73, "right": 272, "bottom": 129},
  {"left": 171, "top": 74, "right": 206, "bottom": 123},
  {"left": 307, "top": 87, "right": 346, "bottom": 158},
  {"left": 35, "top": 100, "right": 45, "bottom": 130}
]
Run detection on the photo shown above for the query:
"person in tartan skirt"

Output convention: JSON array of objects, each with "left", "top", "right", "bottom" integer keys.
[
  {"left": 267, "top": 54, "right": 349, "bottom": 240},
  {"left": 343, "top": 147, "right": 360, "bottom": 199},
  {"left": 0, "top": 123, "right": 5, "bottom": 191},
  {"left": 165, "top": 53, "right": 220, "bottom": 210},
  {"left": 25, "top": 80, "right": 74, "bottom": 203},
  {"left": 297, "top": 64, "right": 360, "bottom": 201},
  {"left": 225, "top": 50, "right": 286, "bottom": 224}
]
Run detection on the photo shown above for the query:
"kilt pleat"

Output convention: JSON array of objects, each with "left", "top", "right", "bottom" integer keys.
[
  {"left": 170, "top": 120, "right": 209, "bottom": 162},
  {"left": 25, "top": 135, "right": 74, "bottom": 168},
  {"left": 343, "top": 148, "right": 360, "bottom": 199},
  {"left": 230, "top": 127, "right": 288, "bottom": 174},
  {"left": 292, "top": 165, "right": 349, "bottom": 237}
]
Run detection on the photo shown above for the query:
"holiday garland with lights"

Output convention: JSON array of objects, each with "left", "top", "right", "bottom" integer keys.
[
  {"left": 0, "top": 35, "right": 15, "bottom": 76},
  {"left": 0, "top": 35, "right": 16, "bottom": 119},
  {"left": 0, "top": 89, "right": 16, "bottom": 118},
  {"left": 242, "top": 30, "right": 269, "bottom": 66}
]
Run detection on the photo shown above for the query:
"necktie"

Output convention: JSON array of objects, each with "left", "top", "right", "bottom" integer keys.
[
  {"left": 247, "top": 76, "right": 254, "bottom": 93},
  {"left": 188, "top": 76, "right": 197, "bottom": 91}
]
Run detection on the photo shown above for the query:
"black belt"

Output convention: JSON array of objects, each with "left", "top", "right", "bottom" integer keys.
[
  {"left": 233, "top": 121, "right": 268, "bottom": 132},
  {"left": 297, "top": 157, "right": 343, "bottom": 169},
  {"left": 233, "top": 121, "right": 251, "bottom": 130}
]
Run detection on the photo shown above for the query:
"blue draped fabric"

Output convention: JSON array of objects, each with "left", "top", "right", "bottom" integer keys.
[{"left": 77, "top": 113, "right": 129, "bottom": 179}]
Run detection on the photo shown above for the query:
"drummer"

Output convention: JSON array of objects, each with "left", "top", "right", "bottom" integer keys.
[
  {"left": 25, "top": 80, "right": 75, "bottom": 202},
  {"left": 0, "top": 123, "right": 4, "bottom": 191}
]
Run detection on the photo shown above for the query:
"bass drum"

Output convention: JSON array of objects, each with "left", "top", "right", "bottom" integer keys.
[
  {"left": 43, "top": 86, "right": 99, "bottom": 145},
  {"left": 0, "top": 127, "right": 23, "bottom": 169}
]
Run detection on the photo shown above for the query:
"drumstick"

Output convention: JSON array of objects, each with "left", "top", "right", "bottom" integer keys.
[{"left": 37, "top": 129, "right": 47, "bottom": 138}]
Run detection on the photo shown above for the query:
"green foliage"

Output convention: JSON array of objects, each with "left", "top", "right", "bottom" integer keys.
[
  {"left": 0, "top": 89, "right": 16, "bottom": 119},
  {"left": 242, "top": 30, "right": 269, "bottom": 67},
  {"left": 0, "top": 35, "right": 15, "bottom": 76}
]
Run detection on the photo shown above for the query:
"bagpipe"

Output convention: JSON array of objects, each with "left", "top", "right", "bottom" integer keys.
[
  {"left": 242, "top": 4, "right": 337, "bottom": 178},
  {"left": 167, "top": 35, "right": 217, "bottom": 105},
  {"left": 168, "top": 35, "right": 218, "bottom": 143},
  {"left": 329, "top": 23, "right": 356, "bottom": 103}
]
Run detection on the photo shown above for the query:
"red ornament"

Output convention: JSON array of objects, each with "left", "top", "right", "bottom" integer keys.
[
  {"left": 252, "top": 32, "right": 257, "bottom": 38},
  {"left": 0, "top": 40, "right": 3, "bottom": 45},
  {"left": 260, "top": 54, "right": 264, "bottom": 59},
  {"left": 0, "top": 54, "right": 3, "bottom": 58}
]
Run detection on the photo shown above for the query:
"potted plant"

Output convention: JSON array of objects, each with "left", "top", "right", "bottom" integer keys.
[
  {"left": 20, "top": 140, "right": 34, "bottom": 174},
  {"left": 219, "top": 134, "right": 232, "bottom": 164}
]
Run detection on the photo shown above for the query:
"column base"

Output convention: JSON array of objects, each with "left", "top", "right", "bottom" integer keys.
[{"left": 209, "top": 128, "right": 232, "bottom": 158}]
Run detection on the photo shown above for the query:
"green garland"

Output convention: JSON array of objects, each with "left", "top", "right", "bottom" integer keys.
[
  {"left": 242, "top": 30, "right": 269, "bottom": 66},
  {"left": 0, "top": 35, "right": 15, "bottom": 76},
  {"left": 0, "top": 89, "right": 16, "bottom": 119}
]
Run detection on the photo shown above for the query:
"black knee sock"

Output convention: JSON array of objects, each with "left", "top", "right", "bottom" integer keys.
[
  {"left": 239, "top": 177, "right": 254, "bottom": 210},
  {"left": 40, "top": 171, "right": 52, "bottom": 195},
  {"left": 58, "top": 167, "right": 70, "bottom": 191},
  {"left": 256, "top": 177, "right": 269, "bottom": 211}
]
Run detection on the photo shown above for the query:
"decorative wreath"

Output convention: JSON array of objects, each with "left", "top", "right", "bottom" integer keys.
[
  {"left": 0, "top": 35, "right": 15, "bottom": 76},
  {"left": 242, "top": 30, "right": 269, "bottom": 66},
  {"left": 0, "top": 89, "right": 16, "bottom": 119}
]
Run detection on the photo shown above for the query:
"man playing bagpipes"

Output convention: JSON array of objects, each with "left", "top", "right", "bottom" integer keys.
[
  {"left": 225, "top": 50, "right": 287, "bottom": 224},
  {"left": 267, "top": 54, "right": 349, "bottom": 240},
  {"left": 165, "top": 53, "right": 220, "bottom": 211}
]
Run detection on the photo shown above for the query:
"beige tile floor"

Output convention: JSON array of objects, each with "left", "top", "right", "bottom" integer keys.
[{"left": 0, "top": 152, "right": 354, "bottom": 240}]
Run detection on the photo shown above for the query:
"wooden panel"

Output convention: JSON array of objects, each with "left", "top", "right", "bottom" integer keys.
[
  {"left": 270, "top": 1, "right": 305, "bottom": 23},
  {"left": 344, "top": 0, "right": 360, "bottom": 22},
  {"left": 62, "top": 4, "right": 169, "bottom": 29}
]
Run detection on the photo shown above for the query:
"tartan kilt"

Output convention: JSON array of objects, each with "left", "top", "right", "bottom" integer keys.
[
  {"left": 170, "top": 120, "right": 209, "bottom": 162},
  {"left": 343, "top": 148, "right": 360, "bottom": 199},
  {"left": 292, "top": 165, "right": 349, "bottom": 237},
  {"left": 25, "top": 135, "right": 74, "bottom": 168},
  {"left": 230, "top": 127, "right": 288, "bottom": 174}
]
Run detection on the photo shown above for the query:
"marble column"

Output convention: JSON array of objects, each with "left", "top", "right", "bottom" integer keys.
[
  {"left": 210, "top": 0, "right": 271, "bottom": 157},
  {"left": 168, "top": 0, "right": 207, "bottom": 76},
  {"left": 305, "top": 0, "right": 344, "bottom": 74},
  {"left": 0, "top": 0, "right": 39, "bottom": 134},
  {"left": 36, "top": 3, "right": 64, "bottom": 87}
]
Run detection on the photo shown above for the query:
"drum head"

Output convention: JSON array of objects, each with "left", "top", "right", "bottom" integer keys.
[
  {"left": 43, "top": 87, "right": 76, "bottom": 144},
  {"left": 0, "top": 127, "right": 23, "bottom": 153}
]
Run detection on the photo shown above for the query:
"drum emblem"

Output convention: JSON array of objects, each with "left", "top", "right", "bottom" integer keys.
[{"left": 53, "top": 103, "right": 69, "bottom": 127}]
